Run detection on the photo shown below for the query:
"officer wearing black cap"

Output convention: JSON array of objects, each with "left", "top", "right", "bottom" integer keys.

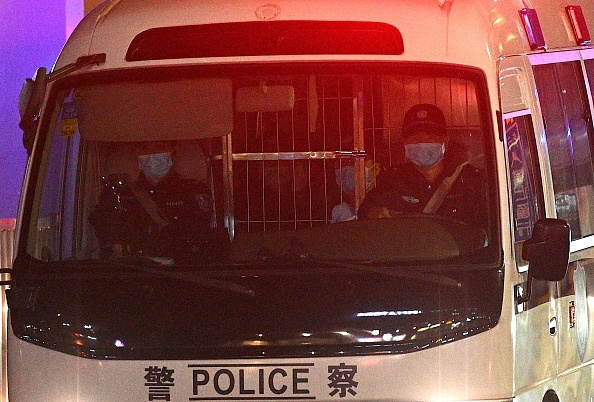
[{"left": 358, "top": 103, "right": 487, "bottom": 229}]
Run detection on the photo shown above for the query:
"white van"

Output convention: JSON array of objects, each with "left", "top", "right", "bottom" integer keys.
[{"left": 6, "top": 0, "right": 594, "bottom": 401}]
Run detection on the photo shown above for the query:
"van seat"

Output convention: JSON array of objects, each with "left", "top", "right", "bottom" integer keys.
[{"left": 104, "top": 143, "right": 140, "bottom": 181}]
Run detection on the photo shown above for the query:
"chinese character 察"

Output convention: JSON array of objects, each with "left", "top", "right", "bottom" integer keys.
[{"left": 328, "top": 363, "right": 358, "bottom": 398}]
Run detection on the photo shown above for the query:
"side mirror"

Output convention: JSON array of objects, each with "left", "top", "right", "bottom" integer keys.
[
  {"left": 18, "top": 67, "right": 47, "bottom": 155},
  {"left": 517, "top": 218, "right": 570, "bottom": 303},
  {"left": 522, "top": 218, "right": 570, "bottom": 281}
]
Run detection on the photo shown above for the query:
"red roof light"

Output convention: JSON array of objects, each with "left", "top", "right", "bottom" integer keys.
[
  {"left": 566, "top": 5, "right": 591, "bottom": 46},
  {"left": 519, "top": 8, "right": 546, "bottom": 51}
]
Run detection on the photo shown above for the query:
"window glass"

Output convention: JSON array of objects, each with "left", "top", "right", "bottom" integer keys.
[
  {"left": 31, "top": 91, "right": 80, "bottom": 261},
  {"left": 533, "top": 61, "right": 594, "bottom": 240},
  {"left": 583, "top": 59, "right": 594, "bottom": 90},
  {"left": 26, "top": 65, "right": 497, "bottom": 264},
  {"left": 504, "top": 114, "right": 543, "bottom": 266}
]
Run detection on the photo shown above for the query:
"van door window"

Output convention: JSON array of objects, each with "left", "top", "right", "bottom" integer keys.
[
  {"left": 30, "top": 90, "right": 82, "bottom": 261},
  {"left": 533, "top": 61, "right": 594, "bottom": 240},
  {"left": 503, "top": 113, "right": 544, "bottom": 268},
  {"left": 583, "top": 59, "right": 594, "bottom": 89}
]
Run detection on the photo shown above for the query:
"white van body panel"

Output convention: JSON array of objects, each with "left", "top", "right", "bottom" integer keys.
[
  {"left": 55, "top": 0, "right": 594, "bottom": 71},
  {"left": 9, "top": 0, "right": 594, "bottom": 401},
  {"left": 8, "top": 319, "right": 515, "bottom": 401}
]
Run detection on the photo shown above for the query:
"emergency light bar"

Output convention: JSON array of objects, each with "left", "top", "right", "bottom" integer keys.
[
  {"left": 566, "top": 5, "right": 591, "bottom": 46},
  {"left": 519, "top": 8, "right": 546, "bottom": 51}
]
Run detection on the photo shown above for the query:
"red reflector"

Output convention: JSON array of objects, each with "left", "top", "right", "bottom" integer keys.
[
  {"left": 566, "top": 5, "right": 591, "bottom": 45},
  {"left": 519, "top": 8, "right": 546, "bottom": 51}
]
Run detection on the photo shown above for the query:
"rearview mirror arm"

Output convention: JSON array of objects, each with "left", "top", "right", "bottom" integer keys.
[{"left": 515, "top": 271, "right": 533, "bottom": 305}]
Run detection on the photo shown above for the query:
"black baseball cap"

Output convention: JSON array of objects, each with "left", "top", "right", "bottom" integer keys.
[{"left": 402, "top": 104, "right": 447, "bottom": 138}]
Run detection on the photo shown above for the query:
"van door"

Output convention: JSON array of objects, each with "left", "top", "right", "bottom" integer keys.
[
  {"left": 529, "top": 50, "right": 594, "bottom": 401},
  {"left": 500, "top": 56, "right": 557, "bottom": 396}
]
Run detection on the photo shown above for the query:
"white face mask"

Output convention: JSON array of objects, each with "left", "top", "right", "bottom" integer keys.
[
  {"left": 404, "top": 142, "right": 445, "bottom": 167},
  {"left": 138, "top": 152, "right": 173, "bottom": 181}
]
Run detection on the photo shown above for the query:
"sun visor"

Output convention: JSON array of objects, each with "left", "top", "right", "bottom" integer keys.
[
  {"left": 77, "top": 78, "right": 233, "bottom": 142},
  {"left": 235, "top": 85, "right": 295, "bottom": 113}
]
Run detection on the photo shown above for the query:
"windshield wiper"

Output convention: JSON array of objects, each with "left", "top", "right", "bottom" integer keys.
[
  {"left": 310, "top": 257, "right": 464, "bottom": 288},
  {"left": 91, "top": 256, "right": 255, "bottom": 297},
  {"left": 282, "top": 238, "right": 464, "bottom": 288}
]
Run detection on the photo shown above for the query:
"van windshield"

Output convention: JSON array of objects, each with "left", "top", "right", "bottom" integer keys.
[
  {"left": 14, "top": 62, "right": 503, "bottom": 359},
  {"left": 25, "top": 63, "right": 499, "bottom": 267}
]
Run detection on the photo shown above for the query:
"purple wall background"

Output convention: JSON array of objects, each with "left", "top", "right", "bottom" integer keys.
[{"left": 0, "top": 0, "right": 68, "bottom": 218}]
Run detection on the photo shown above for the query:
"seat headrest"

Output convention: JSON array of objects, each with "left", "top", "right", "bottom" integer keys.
[
  {"left": 173, "top": 140, "right": 208, "bottom": 182},
  {"left": 104, "top": 144, "right": 140, "bottom": 180},
  {"left": 104, "top": 141, "right": 208, "bottom": 182}
]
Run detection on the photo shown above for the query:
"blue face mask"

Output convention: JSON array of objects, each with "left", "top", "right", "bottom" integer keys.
[
  {"left": 138, "top": 152, "right": 173, "bottom": 181},
  {"left": 404, "top": 142, "right": 445, "bottom": 167},
  {"left": 335, "top": 165, "right": 377, "bottom": 195}
]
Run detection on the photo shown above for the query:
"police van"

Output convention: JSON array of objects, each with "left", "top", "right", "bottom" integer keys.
[{"left": 6, "top": 0, "right": 594, "bottom": 401}]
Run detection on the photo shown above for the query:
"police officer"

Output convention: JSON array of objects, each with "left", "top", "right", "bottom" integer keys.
[
  {"left": 358, "top": 104, "right": 487, "bottom": 229},
  {"left": 91, "top": 140, "right": 216, "bottom": 260}
]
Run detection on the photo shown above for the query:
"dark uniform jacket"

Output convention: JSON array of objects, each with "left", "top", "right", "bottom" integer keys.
[
  {"left": 91, "top": 171, "right": 213, "bottom": 258},
  {"left": 358, "top": 149, "right": 488, "bottom": 230}
]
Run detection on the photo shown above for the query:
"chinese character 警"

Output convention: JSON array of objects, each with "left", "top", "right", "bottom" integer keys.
[{"left": 145, "top": 366, "right": 175, "bottom": 401}]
